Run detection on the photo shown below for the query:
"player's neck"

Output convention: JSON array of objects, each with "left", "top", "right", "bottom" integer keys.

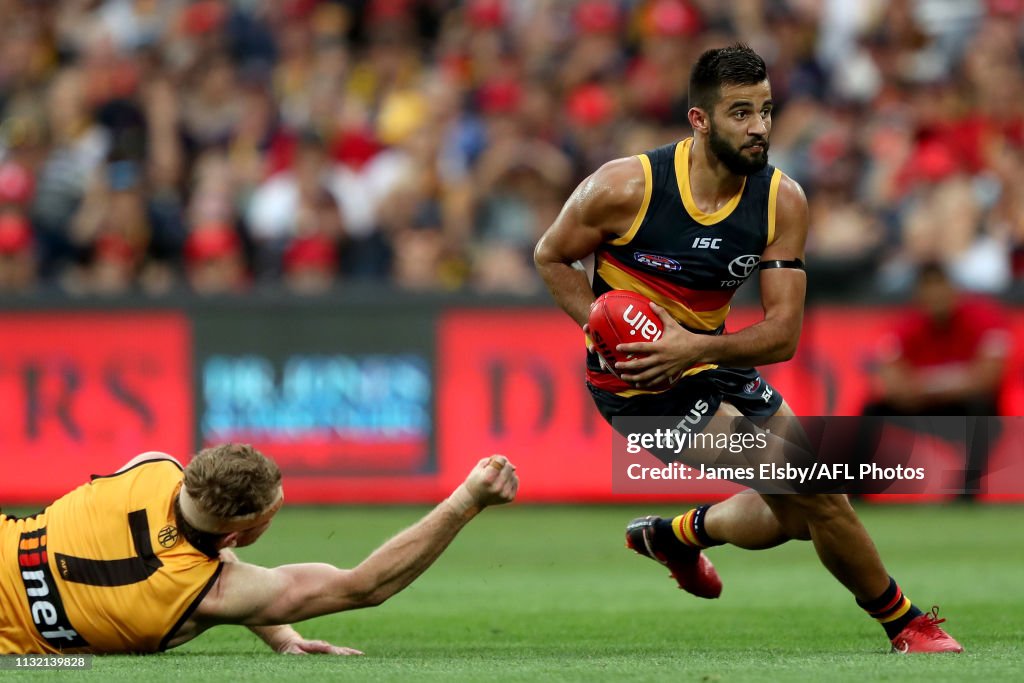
[{"left": 688, "top": 137, "right": 745, "bottom": 212}]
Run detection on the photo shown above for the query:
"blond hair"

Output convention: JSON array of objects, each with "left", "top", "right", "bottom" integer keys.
[{"left": 182, "top": 444, "right": 281, "bottom": 519}]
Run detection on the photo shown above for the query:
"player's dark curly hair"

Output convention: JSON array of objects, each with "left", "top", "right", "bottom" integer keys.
[{"left": 688, "top": 43, "right": 768, "bottom": 112}]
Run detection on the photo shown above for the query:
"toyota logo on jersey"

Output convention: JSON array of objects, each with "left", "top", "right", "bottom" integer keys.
[{"left": 728, "top": 254, "right": 761, "bottom": 279}]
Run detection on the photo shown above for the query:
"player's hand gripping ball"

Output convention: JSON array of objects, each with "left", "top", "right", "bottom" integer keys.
[{"left": 587, "top": 290, "right": 670, "bottom": 386}]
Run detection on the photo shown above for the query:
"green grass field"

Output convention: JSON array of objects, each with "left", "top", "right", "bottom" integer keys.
[{"left": 9, "top": 504, "right": 1024, "bottom": 682}]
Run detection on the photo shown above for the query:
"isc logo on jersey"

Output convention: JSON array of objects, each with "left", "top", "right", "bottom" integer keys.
[
  {"left": 692, "top": 237, "right": 722, "bottom": 249},
  {"left": 622, "top": 304, "right": 662, "bottom": 342}
]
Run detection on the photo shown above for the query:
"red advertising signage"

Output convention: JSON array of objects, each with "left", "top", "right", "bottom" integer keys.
[
  {"left": 437, "top": 309, "right": 615, "bottom": 502},
  {"left": 436, "top": 308, "right": 900, "bottom": 502},
  {"left": 0, "top": 313, "right": 192, "bottom": 504},
  {"left": 2, "top": 304, "right": 1020, "bottom": 506},
  {"left": 437, "top": 306, "right": 1024, "bottom": 503}
]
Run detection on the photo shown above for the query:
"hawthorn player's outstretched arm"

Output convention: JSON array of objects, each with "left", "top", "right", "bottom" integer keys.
[
  {"left": 168, "top": 457, "right": 519, "bottom": 650},
  {"left": 217, "top": 548, "right": 364, "bottom": 655},
  {"left": 617, "top": 175, "right": 808, "bottom": 387},
  {"left": 534, "top": 157, "right": 646, "bottom": 327}
]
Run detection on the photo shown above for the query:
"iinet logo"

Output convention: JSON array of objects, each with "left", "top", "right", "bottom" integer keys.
[
  {"left": 623, "top": 305, "right": 662, "bottom": 342},
  {"left": 18, "top": 528, "right": 88, "bottom": 649}
]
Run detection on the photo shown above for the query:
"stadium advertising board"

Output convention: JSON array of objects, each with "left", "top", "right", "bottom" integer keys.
[
  {"left": 438, "top": 307, "right": 1024, "bottom": 503},
  {"left": 2, "top": 303, "right": 1022, "bottom": 505},
  {"left": 437, "top": 309, "right": 614, "bottom": 501},
  {"left": 191, "top": 303, "right": 439, "bottom": 503},
  {"left": 0, "top": 313, "right": 192, "bottom": 504}
]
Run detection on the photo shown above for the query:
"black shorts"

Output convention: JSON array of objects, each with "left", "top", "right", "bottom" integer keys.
[
  {"left": 588, "top": 366, "right": 784, "bottom": 427},
  {"left": 586, "top": 365, "right": 850, "bottom": 494},
  {"left": 590, "top": 366, "right": 803, "bottom": 487}
]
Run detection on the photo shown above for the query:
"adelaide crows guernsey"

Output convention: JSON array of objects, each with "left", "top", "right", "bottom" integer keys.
[
  {"left": 0, "top": 460, "right": 222, "bottom": 654},
  {"left": 589, "top": 137, "right": 783, "bottom": 395}
]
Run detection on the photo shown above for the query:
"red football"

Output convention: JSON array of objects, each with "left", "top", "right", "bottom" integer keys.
[{"left": 587, "top": 290, "right": 665, "bottom": 378}]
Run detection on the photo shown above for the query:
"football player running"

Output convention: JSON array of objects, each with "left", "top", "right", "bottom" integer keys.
[{"left": 535, "top": 43, "right": 961, "bottom": 653}]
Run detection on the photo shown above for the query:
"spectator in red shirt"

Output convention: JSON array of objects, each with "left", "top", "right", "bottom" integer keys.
[{"left": 864, "top": 261, "right": 1013, "bottom": 417}]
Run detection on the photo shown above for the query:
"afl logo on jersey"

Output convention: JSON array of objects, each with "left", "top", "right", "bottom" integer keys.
[
  {"left": 728, "top": 254, "right": 761, "bottom": 279},
  {"left": 743, "top": 377, "right": 762, "bottom": 394},
  {"left": 158, "top": 525, "right": 179, "bottom": 548},
  {"left": 634, "top": 252, "right": 681, "bottom": 272}
]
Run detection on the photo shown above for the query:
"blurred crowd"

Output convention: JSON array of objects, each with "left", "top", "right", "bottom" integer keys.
[{"left": 0, "top": 0, "right": 1023, "bottom": 297}]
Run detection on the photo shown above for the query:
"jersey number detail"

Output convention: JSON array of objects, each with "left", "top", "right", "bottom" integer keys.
[{"left": 55, "top": 509, "right": 164, "bottom": 587}]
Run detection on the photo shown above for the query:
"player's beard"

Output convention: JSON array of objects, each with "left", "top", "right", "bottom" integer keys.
[{"left": 708, "top": 121, "right": 769, "bottom": 176}]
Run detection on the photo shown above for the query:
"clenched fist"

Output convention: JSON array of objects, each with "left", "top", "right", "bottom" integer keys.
[{"left": 448, "top": 455, "right": 519, "bottom": 515}]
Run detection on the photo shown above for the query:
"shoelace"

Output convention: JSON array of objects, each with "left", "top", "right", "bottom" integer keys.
[{"left": 918, "top": 606, "right": 948, "bottom": 639}]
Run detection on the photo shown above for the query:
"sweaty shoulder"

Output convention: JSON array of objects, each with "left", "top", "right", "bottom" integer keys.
[
  {"left": 576, "top": 156, "right": 648, "bottom": 237},
  {"left": 776, "top": 173, "right": 808, "bottom": 225},
  {"left": 767, "top": 172, "right": 808, "bottom": 256}
]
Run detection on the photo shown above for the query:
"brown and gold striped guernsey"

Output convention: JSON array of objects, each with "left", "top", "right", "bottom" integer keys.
[{"left": 0, "top": 461, "right": 222, "bottom": 654}]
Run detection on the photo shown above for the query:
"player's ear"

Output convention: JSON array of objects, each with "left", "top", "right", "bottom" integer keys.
[
  {"left": 216, "top": 532, "right": 240, "bottom": 550},
  {"left": 688, "top": 107, "right": 709, "bottom": 134}
]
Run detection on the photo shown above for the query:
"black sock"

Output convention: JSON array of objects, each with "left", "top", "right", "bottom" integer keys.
[
  {"left": 654, "top": 505, "right": 722, "bottom": 549},
  {"left": 856, "top": 576, "right": 923, "bottom": 639}
]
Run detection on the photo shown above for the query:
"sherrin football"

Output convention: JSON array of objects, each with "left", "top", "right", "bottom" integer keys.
[{"left": 587, "top": 290, "right": 665, "bottom": 378}]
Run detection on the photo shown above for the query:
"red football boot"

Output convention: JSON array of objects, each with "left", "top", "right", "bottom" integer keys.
[
  {"left": 890, "top": 606, "right": 964, "bottom": 653},
  {"left": 625, "top": 515, "right": 722, "bottom": 599}
]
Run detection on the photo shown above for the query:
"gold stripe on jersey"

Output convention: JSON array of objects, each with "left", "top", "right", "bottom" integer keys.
[
  {"left": 676, "top": 138, "right": 747, "bottom": 226},
  {"left": 767, "top": 168, "right": 783, "bottom": 245},
  {"left": 596, "top": 258, "right": 730, "bottom": 331},
  {"left": 609, "top": 154, "right": 653, "bottom": 247}
]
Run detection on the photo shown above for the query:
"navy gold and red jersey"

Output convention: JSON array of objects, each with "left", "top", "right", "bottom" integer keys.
[
  {"left": 589, "top": 137, "right": 783, "bottom": 395},
  {"left": 0, "top": 460, "right": 222, "bottom": 654}
]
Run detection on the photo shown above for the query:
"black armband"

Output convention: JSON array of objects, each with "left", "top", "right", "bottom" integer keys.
[{"left": 759, "top": 258, "right": 805, "bottom": 271}]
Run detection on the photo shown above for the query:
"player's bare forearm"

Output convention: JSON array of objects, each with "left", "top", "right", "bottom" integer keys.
[
  {"left": 244, "top": 610, "right": 364, "bottom": 655},
  {"left": 250, "top": 495, "right": 485, "bottom": 621},
  {"left": 345, "top": 487, "right": 481, "bottom": 606},
  {"left": 697, "top": 271, "right": 804, "bottom": 367},
  {"left": 345, "top": 458, "right": 517, "bottom": 606},
  {"left": 617, "top": 268, "right": 805, "bottom": 386},
  {"left": 617, "top": 308, "right": 801, "bottom": 386},
  {"left": 251, "top": 623, "right": 304, "bottom": 652},
  {"left": 696, "top": 315, "right": 803, "bottom": 367},
  {"left": 535, "top": 256, "right": 594, "bottom": 327}
]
